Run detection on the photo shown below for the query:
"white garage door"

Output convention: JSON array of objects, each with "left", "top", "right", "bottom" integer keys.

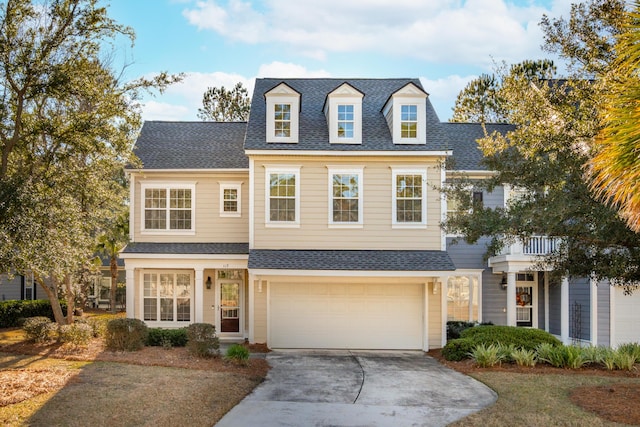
[{"left": 269, "top": 282, "right": 424, "bottom": 349}]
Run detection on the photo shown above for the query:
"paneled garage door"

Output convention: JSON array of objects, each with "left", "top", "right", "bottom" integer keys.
[{"left": 269, "top": 282, "right": 424, "bottom": 349}]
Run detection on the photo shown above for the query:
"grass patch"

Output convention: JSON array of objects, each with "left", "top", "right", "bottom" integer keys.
[
  {"left": 0, "top": 352, "right": 263, "bottom": 426},
  {"left": 450, "top": 371, "right": 640, "bottom": 426}
]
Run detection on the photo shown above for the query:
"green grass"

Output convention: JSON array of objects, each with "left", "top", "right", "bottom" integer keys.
[{"left": 450, "top": 371, "right": 640, "bottom": 426}]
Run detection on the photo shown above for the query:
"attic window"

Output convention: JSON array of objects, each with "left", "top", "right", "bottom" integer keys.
[
  {"left": 274, "top": 104, "right": 291, "bottom": 137},
  {"left": 325, "top": 83, "right": 363, "bottom": 144},
  {"left": 337, "top": 105, "right": 354, "bottom": 138},
  {"left": 400, "top": 105, "right": 418, "bottom": 138}
]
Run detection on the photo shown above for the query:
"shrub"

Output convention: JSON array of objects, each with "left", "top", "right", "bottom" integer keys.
[
  {"left": 460, "top": 325, "right": 562, "bottom": 351},
  {"left": 146, "top": 328, "right": 188, "bottom": 348},
  {"left": 602, "top": 348, "right": 618, "bottom": 370},
  {"left": 105, "top": 318, "right": 148, "bottom": 351},
  {"left": 58, "top": 323, "right": 93, "bottom": 347},
  {"left": 617, "top": 343, "right": 640, "bottom": 362},
  {"left": 536, "top": 343, "right": 568, "bottom": 368},
  {"left": 87, "top": 317, "right": 109, "bottom": 338},
  {"left": 225, "top": 343, "right": 250, "bottom": 365},
  {"left": 614, "top": 351, "right": 637, "bottom": 371},
  {"left": 511, "top": 348, "right": 537, "bottom": 367},
  {"left": 470, "top": 343, "right": 504, "bottom": 367},
  {"left": 564, "top": 345, "right": 587, "bottom": 369},
  {"left": 446, "top": 321, "right": 494, "bottom": 340},
  {"left": 23, "top": 316, "right": 56, "bottom": 343},
  {"left": 442, "top": 338, "right": 475, "bottom": 361},
  {"left": 0, "top": 300, "right": 67, "bottom": 328},
  {"left": 581, "top": 345, "right": 608, "bottom": 365},
  {"left": 186, "top": 323, "right": 219, "bottom": 358}
]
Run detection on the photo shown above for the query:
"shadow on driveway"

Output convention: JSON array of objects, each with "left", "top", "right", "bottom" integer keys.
[{"left": 216, "top": 350, "right": 496, "bottom": 427}]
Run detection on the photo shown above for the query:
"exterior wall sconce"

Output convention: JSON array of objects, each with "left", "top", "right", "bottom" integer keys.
[
  {"left": 500, "top": 274, "right": 508, "bottom": 290},
  {"left": 206, "top": 276, "right": 212, "bottom": 290}
]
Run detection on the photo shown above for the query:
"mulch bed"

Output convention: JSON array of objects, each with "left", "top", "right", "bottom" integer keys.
[{"left": 428, "top": 349, "right": 640, "bottom": 426}]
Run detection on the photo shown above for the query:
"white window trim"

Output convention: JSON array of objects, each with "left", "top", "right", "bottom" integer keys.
[
  {"left": 328, "top": 167, "right": 364, "bottom": 228},
  {"left": 265, "top": 166, "right": 301, "bottom": 228},
  {"left": 219, "top": 182, "right": 242, "bottom": 218},
  {"left": 328, "top": 101, "right": 362, "bottom": 144},
  {"left": 140, "top": 182, "right": 196, "bottom": 235},
  {"left": 140, "top": 270, "right": 194, "bottom": 327},
  {"left": 392, "top": 168, "right": 427, "bottom": 228}
]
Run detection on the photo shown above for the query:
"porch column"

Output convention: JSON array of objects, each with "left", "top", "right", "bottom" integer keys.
[
  {"left": 506, "top": 272, "right": 517, "bottom": 326},
  {"left": 439, "top": 277, "right": 447, "bottom": 348},
  {"left": 590, "top": 275, "right": 598, "bottom": 346},
  {"left": 195, "top": 268, "right": 204, "bottom": 323},
  {"left": 125, "top": 267, "right": 135, "bottom": 318},
  {"left": 561, "top": 276, "right": 569, "bottom": 344},
  {"left": 468, "top": 275, "right": 474, "bottom": 322},
  {"left": 544, "top": 272, "right": 549, "bottom": 332},
  {"left": 248, "top": 274, "right": 256, "bottom": 343}
]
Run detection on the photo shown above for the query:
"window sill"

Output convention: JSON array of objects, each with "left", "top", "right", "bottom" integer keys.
[
  {"left": 265, "top": 222, "right": 300, "bottom": 228},
  {"left": 392, "top": 224, "right": 427, "bottom": 229},
  {"left": 140, "top": 230, "right": 196, "bottom": 236},
  {"left": 328, "top": 223, "right": 363, "bottom": 229},
  {"left": 220, "top": 212, "right": 241, "bottom": 218}
]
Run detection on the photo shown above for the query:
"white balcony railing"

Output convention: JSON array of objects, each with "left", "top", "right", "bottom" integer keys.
[{"left": 500, "top": 236, "right": 559, "bottom": 256}]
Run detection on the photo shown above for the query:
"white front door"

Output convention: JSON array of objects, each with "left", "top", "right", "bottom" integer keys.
[
  {"left": 216, "top": 279, "right": 242, "bottom": 336},
  {"left": 516, "top": 272, "right": 537, "bottom": 328}
]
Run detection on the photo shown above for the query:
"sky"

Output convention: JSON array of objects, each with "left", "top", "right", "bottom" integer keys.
[{"left": 101, "top": 0, "right": 574, "bottom": 122}]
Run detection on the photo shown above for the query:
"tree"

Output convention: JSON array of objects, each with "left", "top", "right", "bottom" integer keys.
[
  {"left": 97, "top": 207, "right": 129, "bottom": 313},
  {"left": 588, "top": 2, "right": 640, "bottom": 232},
  {"left": 450, "top": 60, "right": 556, "bottom": 123},
  {"left": 197, "top": 82, "right": 251, "bottom": 121},
  {"left": 0, "top": 0, "right": 180, "bottom": 324},
  {"left": 444, "top": 0, "right": 640, "bottom": 287}
]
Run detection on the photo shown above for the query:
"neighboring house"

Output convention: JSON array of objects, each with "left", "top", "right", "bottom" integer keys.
[
  {"left": 0, "top": 272, "right": 39, "bottom": 301},
  {"left": 121, "top": 77, "right": 640, "bottom": 350}
]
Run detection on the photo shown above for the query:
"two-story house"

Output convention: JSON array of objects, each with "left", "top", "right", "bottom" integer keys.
[{"left": 121, "top": 77, "right": 640, "bottom": 350}]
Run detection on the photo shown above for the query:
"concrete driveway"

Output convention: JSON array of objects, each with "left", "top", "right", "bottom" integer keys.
[{"left": 216, "top": 350, "right": 496, "bottom": 427}]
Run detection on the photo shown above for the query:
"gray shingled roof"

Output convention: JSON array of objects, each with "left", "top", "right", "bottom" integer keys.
[
  {"left": 122, "top": 242, "right": 249, "bottom": 255},
  {"left": 444, "top": 123, "right": 515, "bottom": 171},
  {"left": 131, "top": 121, "right": 248, "bottom": 170},
  {"left": 244, "top": 78, "right": 450, "bottom": 152},
  {"left": 248, "top": 249, "right": 455, "bottom": 271}
]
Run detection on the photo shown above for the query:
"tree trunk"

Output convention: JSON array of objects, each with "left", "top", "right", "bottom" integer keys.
[
  {"left": 37, "top": 276, "right": 67, "bottom": 325},
  {"left": 110, "top": 255, "right": 117, "bottom": 313},
  {"left": 65, "top": 275, "right": 75, "bottom": 324}
]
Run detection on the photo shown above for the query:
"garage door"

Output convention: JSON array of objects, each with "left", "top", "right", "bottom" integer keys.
[{"left": 269, "top": 282, "right": 424, "bottom": 349}]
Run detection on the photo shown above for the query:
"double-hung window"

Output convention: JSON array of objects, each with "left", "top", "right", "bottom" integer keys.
[
  {"left": 219, "top": 182, "right": 241, "bottom": 217},
  {"left": 143, "top": 271, "right": 192, "bottom": 323},
  {"left": 337, "top": 105, "right": 354, "bottom": 138},
  {"left": 400, "top": 105, "right": 418, "bottom": 138},
  {"left": 142, "top": 184, "right": 195, "bottom": 233},
  {"left": 266, "top": 167, "right": 300, "bottom": 226},
  {"left": 274, "top": 104, "right": 291, "bottom": 137},
  {"left": 392, "top": 169, "right": 426, "bottom": 227},
  {"left": 329, "top": 167, "right": 363, "bottom": 226}
]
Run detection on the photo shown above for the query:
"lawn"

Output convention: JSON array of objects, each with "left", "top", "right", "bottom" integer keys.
[{"left": 0, "top": 314, "right": 269, "bottom": 427}]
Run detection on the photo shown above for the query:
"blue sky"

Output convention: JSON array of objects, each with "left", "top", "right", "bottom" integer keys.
[{"left": 101, "top": 0, "right": 572, "bottom": 122}]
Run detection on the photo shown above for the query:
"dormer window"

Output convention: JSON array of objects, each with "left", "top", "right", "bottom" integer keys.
[
  {"left": 337, "top": 105, "right": 354, "bottom": 138},
  {"left": 324, "top": 83, "right": 363, "bottom": 144},
  {"left": 382, "top": 83, "right": 428, "bottom": 145},
  {"left": 401, "top": 105, "right": 418, "bottom": 138},
  {"left": 265, "top": 83, "right": 300, "bottom": 143},
  {"left": 274, "top": 104, "right": 291, "bottom": 137}
]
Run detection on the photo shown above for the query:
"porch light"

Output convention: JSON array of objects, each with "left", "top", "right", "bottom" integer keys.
[
  {"left": 500, "top": 274, "right": 508, "bottom": 290},
  {"left": 206, "top": 276, "right": 212, "bottom": 290}
]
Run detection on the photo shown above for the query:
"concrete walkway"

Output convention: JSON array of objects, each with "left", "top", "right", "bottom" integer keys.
[{"left": 216, "top": 350, "right": 496, "bottom": 427}]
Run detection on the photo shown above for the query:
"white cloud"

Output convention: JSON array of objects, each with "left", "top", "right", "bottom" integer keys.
[
  {"left": 138, "top": 63, "right": 332, "bottom": 121},
  {"left": 256, "top": 62, "right": 331, "bottom": 78},
  {"left": 182, "top": 0, "right": 560, "bottom": 67},
  {"left": 420, "top": 74, "right": 478, "bottom": 120}
]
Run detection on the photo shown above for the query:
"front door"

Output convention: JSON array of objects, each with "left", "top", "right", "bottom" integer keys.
[
  {"left": 516, "top": 272, "right": 537, "bottom": 328},
  {"left": 217, "top": 280, "right": 242, "bottom": 335}
]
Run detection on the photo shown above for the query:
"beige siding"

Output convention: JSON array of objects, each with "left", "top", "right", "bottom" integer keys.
[
  {"left": 253, "top": 280, "right": 268, "bottom": 343},
  {"left": 252, "top": 155, "right": 445, "bottom": 250},
  {"left": 132, "top": 172, "right": 249, "bottom": 243},
  {"left": 428, "top": 282, "right": 443, "bottom": 348}
]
